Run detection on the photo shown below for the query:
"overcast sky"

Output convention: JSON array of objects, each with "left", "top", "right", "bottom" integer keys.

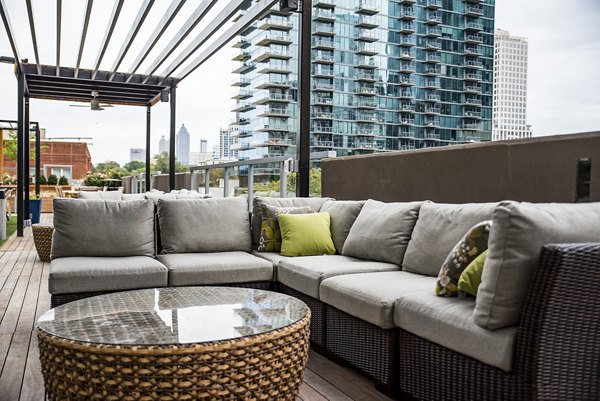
[{"left": 0, "top": 0, "right": 599, "bottom": 165}]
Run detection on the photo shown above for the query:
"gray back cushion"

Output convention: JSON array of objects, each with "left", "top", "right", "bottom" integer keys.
[
  {"left": 51, "top": 198, "right": 155, "bottom": 259},
  {"left": 145, "top": 192, "right": 176, "bottom": 205},
  {"left": 251, "top": 197, "right": 333, "bottom": 246},
  {"left": 79, "top": 191, "right": 122, "bottom": 201},
  {"left": 122, "top": 193, "right": 146, "bottom": 201},
  {"left": 342, "top": 200, "right": 423, "bottom": 265},
  {"left": 158, "top": 197, "right": 252, "bottom": 254},
  {"left": 403, "top": 202, "right": 497, "bottom": 276},
  {"left": 320, "top": 200, "right": 365, "bottom": 253},
  {"left": 474, "top": 201, "right": 600, "bottom": 330}
]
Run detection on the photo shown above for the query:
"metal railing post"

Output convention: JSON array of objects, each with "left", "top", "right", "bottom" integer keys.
[
  {"left": 280, "top": 161, "right": 286, "bottom": 198},
  {"left": 248, "top": 164, "right": 254, "bottom": 212},
  {"left": 190, "top": 170, "right": 197, "bottom": 191},
  {"left": 223, "top": 167, "right": 229, "bottom": 198},
  {"left": 204, "top": 169, "right": 210, "bottom": 195}
]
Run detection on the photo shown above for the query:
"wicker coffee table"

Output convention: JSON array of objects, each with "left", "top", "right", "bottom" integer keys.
[{"left": 37, "top": 287, "right": 311, "bottom": 401}]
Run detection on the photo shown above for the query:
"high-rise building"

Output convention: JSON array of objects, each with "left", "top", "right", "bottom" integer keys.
[
  {"left": 219, "top": 126, "right": 239, "bottom": 160},
  {"left": 175, "top": 124, "right": 190, "bottom": 165},
  {"left": 158, "top": 135, "right": 169, "bottom": 154},
  {"left": 200, "top": 139, "right": 208, "bottom": 153},
  {"left": 230, "top": 0, "right": 494, "bottom": 166},
  {"left": 492, "top": 29, "right": 531, "bottom": 140},
  {"left": 129, "top": 148, "right": 145, "bottom": 162}
]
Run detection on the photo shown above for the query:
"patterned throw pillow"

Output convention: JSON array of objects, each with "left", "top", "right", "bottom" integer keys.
[
  {"left": 257, "top": 205, "right": 312, "bottom": 252},
  {"left": 435, "top": 221, "right": 492, "bottom": 297}
]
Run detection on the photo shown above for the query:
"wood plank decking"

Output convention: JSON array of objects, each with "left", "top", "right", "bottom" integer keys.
[{"left": 0, "top": 215, "right": 394, "bottom": 401}]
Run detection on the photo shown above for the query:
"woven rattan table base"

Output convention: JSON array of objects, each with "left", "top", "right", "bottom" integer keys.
[{"left": 38, "top": 314, "right": 311, "bottom": 401}]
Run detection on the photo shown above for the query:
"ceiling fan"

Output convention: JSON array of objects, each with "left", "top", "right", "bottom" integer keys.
[{"left": 69, "top": 90, "right": 114, "bottom": 111}]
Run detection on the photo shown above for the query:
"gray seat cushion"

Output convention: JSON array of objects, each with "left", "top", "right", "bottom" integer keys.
[
  {"left": 277, "top": 255, "right": 400, "bottom": 299},
  {"left": 321, "top": 271, "right": 436, "bottom": 329},
  {"left": 251, "top": 196, "right": 332, "bottom": 246},
  {"left": 474, "top": 201, "right": 600, "bottom": 330},
  {"left": 51, "top": 198, "right": 155, "bottom": 259},
  {"left": 49, "top": 256, "right": 167, "bottom": 294},
  {"left": 157, "top": 197, "right": 252, "bottom": 254},
  {"left": 342, "top": 200, "right": 423, "bottom": 265},
  {"left": 402, "top": 202, "right": 498, "bottom": 276},
  {"left": 320, "top": 200, "right": 365, "bottom": 253},
  {"left": 159, "top": 252, "right": 274, "bottom": 286},
  {"left": 394, "top": 291, "right": 518, "bottom": 372}
]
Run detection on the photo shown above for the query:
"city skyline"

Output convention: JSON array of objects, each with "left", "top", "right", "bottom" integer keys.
[{"left": 0, "top": 0, "right": 598, "bottom": 165}]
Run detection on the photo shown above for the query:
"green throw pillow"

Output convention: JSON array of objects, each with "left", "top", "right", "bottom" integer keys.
[
  {"left": 435, "top": 220, "right": 492, "bottom": 297},
  {"left": 458, "top": 249, "right": 488, "bottom": 297},
  {"left": 257, "top": 205, "right": 312, "bottom": 252},
  {"left": 278, "top": 212, "right": 336, "bottom": 257}
]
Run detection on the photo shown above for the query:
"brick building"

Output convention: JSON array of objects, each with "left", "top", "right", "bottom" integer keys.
[{"left": 2, "top": 140, "right": 92, "bottom": 181}]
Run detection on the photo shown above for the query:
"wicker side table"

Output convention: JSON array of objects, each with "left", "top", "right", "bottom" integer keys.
[
  {"left": 32, "top": 224, "right": 53, "bottom": 262},
  {"left": 37, "top": 287, "right": 311, "bottom": 401}
]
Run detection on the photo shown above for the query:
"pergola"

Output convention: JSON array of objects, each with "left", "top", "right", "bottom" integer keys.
[{"left": 0, "top": 0, "right": 314, "bottom": 237}]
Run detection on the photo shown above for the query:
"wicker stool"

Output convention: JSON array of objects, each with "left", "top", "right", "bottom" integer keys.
[{"left": 32, "top": 224, "right": 53, "bottom": 262}]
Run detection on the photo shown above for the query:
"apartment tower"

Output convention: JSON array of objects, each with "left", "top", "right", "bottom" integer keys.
[
  {"left": 230, "top": 0, "right": 495, "bottom": 166},
  {"left": 492, "top": 28, "right": 531, "bottom": 140},
  {"left": 175, "top": 124, "right": 191, "bottom": 165}
]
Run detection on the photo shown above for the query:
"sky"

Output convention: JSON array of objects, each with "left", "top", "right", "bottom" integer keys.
[{"left": 0, "top": 0, "right": 599, "bottom": 165}]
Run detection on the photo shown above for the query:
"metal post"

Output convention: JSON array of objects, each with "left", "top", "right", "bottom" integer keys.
[
  {"left": 204, "top": 170, "right": 210, "bottom": 195},
  {"left": 169, "top": 85, "right": 176, "bottom": 190},
  {"left": 296, "top": 0, "right": 312, "bottom": 197},
  {"left": 16, "top": 74, "right": 24, "bottom": 236},
  {"left": 190, "top": 171, "right": 197, "bottom": 191},
  {"left": 248, "top": 164, "right": 254, "bottom": 212},
  {"left": 145, "top": 105, "right": 151, "bottom": 192},
  {"left": 223, "top": 167, "right": 229, "bottom": 198},
  {"left": 35, "top": 122, "right": 40, "bottom": 197},
  {"left": 24, "top": 96, "right": 30, "bottom": 222},
  {"left": 280, "top": 161, "right": 287, "bottom": 198}
]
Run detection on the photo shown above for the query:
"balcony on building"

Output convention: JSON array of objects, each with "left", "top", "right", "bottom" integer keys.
[
  {"left": 354, "top": 99, "right": 377, "bottom": 109},
  {"left": 465, "top": 22, "right": 484, "bottom": 31},
  {"left": 256, "top": 33, "right": 293, "bottom": 46},
  {"left": 313, "top": 66, "right": 335, "bottom": 78},
  {"left": 424, "top": 132, "right": 441, "bottom": 140},
  {"left": 252, "top": 138, "right": 295, "bottom": 148},
  {"left": 356, "top": 1, "right": 380, "bottom": 15},
  {"left": 399, "top": 37, "right": 416, "bottom": 47},
  {"left": 463, "top": 97, "right": 483, "bottom": 106},
  {"left": 312, "top": 81, "right": 335, "bottom": 92},
  {"left": 232, "top": 38, "right": 251, "bottom": 48},
  {"left": 400, "top": 104, "right": 416, "bottom": 113},
  {"left": 464, "top": 46, "right": 482, "bottom": 56},
  {"left": 355, "top": 141, "right": 383, "bottom": 152},
  {"left": 465, "top": 6, "right": 484, "bottom": 17},
  {"left": 231, "top": 129, "right": 253, "bottom": 138},
  {"left": 312, "top": 111, "right": 334, "bottom": 120},
  {"left": 424, "top": 66, "right": 441, "bottom": 75},
  {"left": 257, "top": 106, "right": 291, "bottom": 117},
  {"left": 256, "top": 123, "right": 293, "bottom": 132},
  {"left": 400, "top": 50, "right": 415, "bottom": 60},
  {"left": 399, "top": 90, "right": 415, "bottom": 99},
  {"left": 399, "top": 76, "right": 416, "bottom": 86},
  {"left": 314, "top": 95, "right": 334, "bottom": 105},
  {"left": 398, "top": 22, "right": 415, "bottom": 34},
  {"left": 424, "top": 106, "right": 441, "bottom": 115},
  {"left": 355, "top": 16, "right": 379, "bottom": 29},
  {"left": 465, "top": 34, "right": 484, "bottom": 44},
  {"left": 314, "top": 0, "right": 336, "bottom": 8},
  {"left": 232, "top": 117, "right": 251, "bottom": 125},
  {"left": 355, "top": 43, "right": 378, "bottom": 56},
  {"left": 456, "top": 132, "right": 482, "bottom": 142},
  {"left": 425, "top": 0, "right": 443, "bottom": 9},
  {"left": 399, "top": 118, "right": 415, "bottom": 126},
  {"left": 465, "top": 60, "right": 484, "bottom": 69},
  {"left": 425, "top": 27, "right": 442, "bottom": 37},
  {"left": 399, "top": 129, "right": 416, "bottom": 138},
  {"left": 464, "top": 84, "right": 482, "bottom": 94},
  {"left": 400, "top": 63, "right": 416, "bottom": 73},
  {"left": 355, "top": 112, "right": 379, "bottom": 123},
  {"left": 253, "top": 93, "right": 293, "bottom": 105},
  {"left": 464, "top": 110, "right": 482, "bottom": 119},
  {"left": 425, "top": 93, "right": 441, "bottom": 102},
  {"left": 253, "top": 48, "right": 292, "bottom": 63},
  {"left": 314, "top": 9, "right": 336, "bottom": 22},
  {"left": 231, "top": 142, "right": 254, "bottom": 151},
  {"left": 231, "top": 77, "right": 251, "bottom": 87},
  {"left": 355, "top": 86, "right": 378, "bottom": 96},
  {"left": 259, "top": 17, "right": 294, "bottom": 31},
  {"left": 399, "top": 0, "right": 416, "bottom": 4},
  {"left": 424, "top": 80, "right": 440, "bottom": 89},
  {"left": 231, "top": 101, "right": 255, "bottom": 113},
  {"left": 462, "top": 123, "right": 480, "bottom": 131},
  {"left": 312, "top": 37, "right": 335, "bottom": 50},
  {"left": 311, "top": 140, "right": 334, "bottom": 149},
  {"left": 313, "top": 23, "right": 336, "bottom": 36},
  {"left": 256, "top": 61, "right": 292, "bottom": 74},
  {"left": 355, "top": 71, "right": 376, "bottom": 82},
  {"left": 232, "top": 61, "right": 255, "bottom": 74},
  {"left": 356, "top": 58, "right": 378, "bottom": 69},
  {"left": 356, "top": 127, "right": 378, "bottom": 137},
  {"left": 313, "top": 125, "right": 334, "bottom": 134},
  {"left": 231, "top": 89, "right": 253, "bottom": 100},
  {"left": 425, "top": 40, "right": 442, "bottom": 50},
  {"left": 464, "top": 72, "right": 483, "bottom": 81},
  {"left": 426, "top": 14, "right": 442, "bottom": 24},
  {"left": 355, "top": 30, "right": 378, "bottom": 42},
  {"left": 255, "top": 76, "right": 291, "bottom": 89},
  {"left": 400, "top": 10, "right": 416, "bottom": 21},
  {"left": 313, "top": 50, "right": 335, "bottom": 64}
]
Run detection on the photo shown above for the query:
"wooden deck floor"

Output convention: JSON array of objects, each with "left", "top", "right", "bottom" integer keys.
[{"left": 0, "top": 214, "right": 394, "bottom": 401}]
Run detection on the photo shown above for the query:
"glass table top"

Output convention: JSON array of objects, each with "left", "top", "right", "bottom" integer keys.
[{"left": 37, "top": 287, "right": 309, "bottom": 345}]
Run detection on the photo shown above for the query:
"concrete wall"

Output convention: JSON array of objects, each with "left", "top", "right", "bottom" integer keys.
[{"left": 322, "top": 132, "right": 600, "bottom": 203}]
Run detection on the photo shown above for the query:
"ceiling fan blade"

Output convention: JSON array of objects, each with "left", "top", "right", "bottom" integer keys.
[
  {"left": 99, "top": 104, "right": 114, "bottom": 108},
  {"left": 69, "top": 105, "right": 89, "bottom": 107}
]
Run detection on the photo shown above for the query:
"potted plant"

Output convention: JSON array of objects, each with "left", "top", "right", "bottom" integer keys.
[{"left": 29, "top": 194, "right": 41, "bottom": 224}]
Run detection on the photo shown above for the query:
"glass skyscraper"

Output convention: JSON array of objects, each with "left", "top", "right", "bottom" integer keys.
[{"left": 230, "top": 0, "right": 495, "bottom": 165}]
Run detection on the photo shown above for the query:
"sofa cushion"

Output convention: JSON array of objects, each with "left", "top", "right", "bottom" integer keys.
[
  {"left": 79, "top": 191, "right": 122, "bottom": 200},
  {"left": 474, "top": 201, "right": 600, "bottom": 330},
  {"left": 49, "top": 256, "right": 167, "bottom": 294},
  {"left": 435, "top": 221, "right": 491, "bottom": 297},
  {"left": 145, "top": 192, "right": 176, "bottom": 204},
  {"left": 122, "top": 193, "right": 146, "bottom": 201},
  {"left": 252, "top": 197, "right": 332, "bottom": 246},
  {"left": 403, "top": 202, "right": 497, "bottom": 276},
  {"left": 342, "top": 199, "right": 423, "bottom": 265},
  {"left": 51, "top": 198, "right": 155, "bottom": 259},
  {"left": 159, "top": 252, "right": 274, "bottom": 286},
  {"left": 458, "top": 249, "right": 488, "bottom": 297},
  {"left": 394, "top": 290, "right": 518, "bottom": 372},
  {"left": 321, "top": 271, "right": 436, "bottom": 329},
  {"left": 257, "top": 205, "right": 312, "bottom": 252},
  {"left": 319, "top": 200, "right": 365, "bottom": 253},
  {"left": 251, "top": 250, "right": 293, "bottom": 266},
  {"left": 157, "top": 197, "right": 252, "bottom": 254},
  {"left": 279, "top": 213, "right": 336, "bottom": 257},
  {"left": 277, "top": 255, "right": 399, "bottom": 299}
]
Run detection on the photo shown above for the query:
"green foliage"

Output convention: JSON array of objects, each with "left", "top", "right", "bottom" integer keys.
[
  {"left": 106, "top": 168, "right": 128, "bottom": 180},
  {"left": 58, "top": 176, "right": 69, "bottom": 185},
  {"left": 94, "top": 161, "right": 121, "bottom": 173},
  {"left": 83, "top": 172, "right": 106, "bottom": 187},
  {"left": 124, "top": 160, "right": 145, "bottom": 172},
  {"left": 39, "top": 175, "right": 47, "bottom": 185},
  {"left": 47, "top": 174, "right": 58, "bottom": 185},
  {"left": 153, "top": 152, "right": 189, "bottom": 174},
  {"left": 2, "top": 130, "right": 47, "bottom": 162},
  {"left": 252, "top": 168, "right": 322, "bottom": 197}
]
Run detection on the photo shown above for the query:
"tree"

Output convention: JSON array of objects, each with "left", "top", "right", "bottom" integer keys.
[
  {"left": 153, "top": 152, "right": 189, "bottom": 174},
  {"left": 3, "top": 130, "right": 48, "bottom": 163},
  {"left": 94, "top": 161, "right": 121, "bottom": 173},
  {"left": 47, "top": 174, "right": 58, "bottom": 185},
  {"left": 58, "top": 176, "right": 69, "bottom": 185},
  {"left": 123, "top": 160, "right": 145, "bottom": 172}
]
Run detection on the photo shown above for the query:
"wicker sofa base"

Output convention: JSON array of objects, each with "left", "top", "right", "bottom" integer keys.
[
  {"left": 325, "top": 305, "right": 399, "bottom": 397},
  {"left": 51, "top": 281, "right": 274, "bottom": 308},
  {"left": 278, "top": 283, "right": 326, "bottom": 353}
]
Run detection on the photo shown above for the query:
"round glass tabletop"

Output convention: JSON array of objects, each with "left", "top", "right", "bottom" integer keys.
[{"left": 37, "top": 287, "right": 309, "bottom": 345}]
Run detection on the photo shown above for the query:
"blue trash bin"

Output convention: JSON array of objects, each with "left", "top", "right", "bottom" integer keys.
[{"left": 29, "top": 199, "right": 41, "bottom": 224}]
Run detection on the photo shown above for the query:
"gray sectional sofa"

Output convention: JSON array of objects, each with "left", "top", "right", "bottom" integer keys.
[{"left": 48, "top": 196, "right": 600, "bottom": 401}]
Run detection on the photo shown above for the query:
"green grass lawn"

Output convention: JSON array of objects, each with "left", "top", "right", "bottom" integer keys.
[{"left": 0, "top": 217, "right": 17, "bottom": 248}]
